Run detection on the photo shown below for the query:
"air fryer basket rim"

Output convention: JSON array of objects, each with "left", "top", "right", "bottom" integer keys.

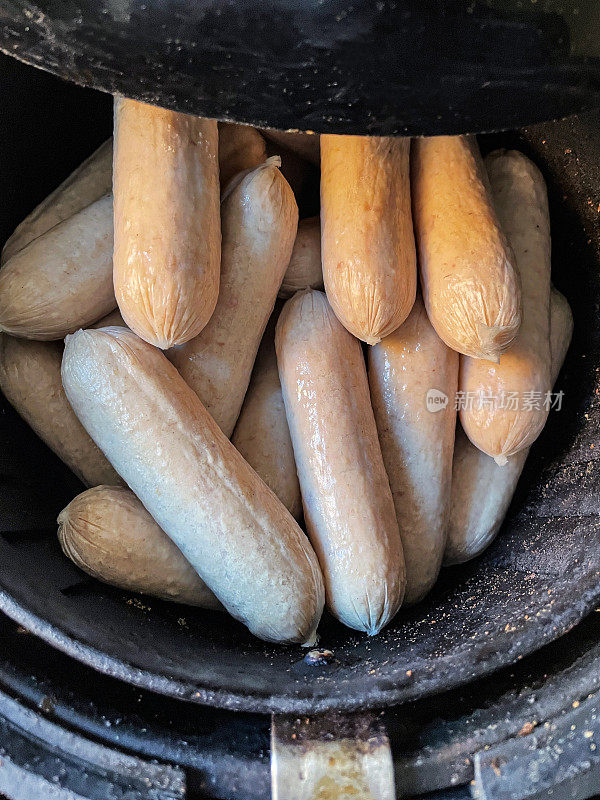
[{"left": 0, "top": 0, "right": 599, "bottom": 136}]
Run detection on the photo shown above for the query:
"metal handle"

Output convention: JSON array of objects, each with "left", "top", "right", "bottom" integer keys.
[{"left": 271, "top": 712, "right": 395, "bottom": 800}]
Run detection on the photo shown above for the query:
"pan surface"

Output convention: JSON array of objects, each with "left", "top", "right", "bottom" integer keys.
[{"left": 0, "top": 60, "right": 599, "bottom": 714}]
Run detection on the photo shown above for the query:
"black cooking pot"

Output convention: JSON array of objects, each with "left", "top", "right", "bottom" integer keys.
[
  {"left": 0, "top": 0, "right": 599, "bottom": 135},
  {"left": 0, "top": 51, "right": 598, "bottom": 717}
]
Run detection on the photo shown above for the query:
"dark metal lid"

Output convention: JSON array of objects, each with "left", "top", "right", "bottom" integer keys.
[{"left": 0, "top": 0, "right": 599, "bottom": 135}]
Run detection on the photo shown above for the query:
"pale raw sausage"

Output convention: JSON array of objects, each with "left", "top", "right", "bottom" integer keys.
[
  {"left": 168, "top": 157, "right": 298, "bottom": 436},
  {"left": 0, "top": 194, "right": 115, "bottom": 340},
  {"left": 278, "top": 216, "right": 323, "bottom": 299},
  {"left": 58, "top": 486, "right": 220, "bottom": 608},
  {"left": 369, "top": 293, "right": 458, "bottom": 604},
  {"left": 2, "top": 138, "right": 113, "bottom": 263},
  {"left": 62, "top": 326, "right": 324, "bottom": 644},
  {"left": 0, "top": 335, "right": 121, "bottom": 487},
  {"left": 232, "top": 312, "right": 302, "bottom": 519},
  {"left": 276, "top": 290, "right": 405, "bottom": 633}
]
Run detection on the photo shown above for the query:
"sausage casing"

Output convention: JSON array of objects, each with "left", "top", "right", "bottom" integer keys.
[
  {"left": 59, "top": 486, "right": 220, "bottom": 608},
  {"left": 232, "top": 313, "right": 302, "bottom": 519},
  {"left": 0, "top": 194, "right": 115, "bottom": 340},
  {"left": 218, "top": 122, "right": 267, "bottom": 189},
  {"left": 276, "top": 290, "right": 405, "bottom": 633},
  {"left": 321, "top": 135, "right": 416, "bottom": 344},
  {"left": 169, "top": 158, "right": 298, "bottom": 436},
  {"left": 369, "top": 294, "right": 458, "bottom": 604},
  {"left": 0, "top": 335, "right": 121, "bottom": 487},
  {"left": 113, "top": 98, "right": 220, "bottom": 348},
  {"left": 279, "top": 216, "right": 323, "bottom": 299},
  {"left": 62, "top": 326, "right": 324, "bottom": 644},
  {"left": 459, "top": 150, "right": 552, "bottom": 464},
  {"left": 2, "top": 138, "right": 113, "bottom": 263},
  {"left": 412, "top": 135, "right": 521, "bottom": 360},
  {"left": 445, "top": 288, "right": 572, "bottom": 564}
]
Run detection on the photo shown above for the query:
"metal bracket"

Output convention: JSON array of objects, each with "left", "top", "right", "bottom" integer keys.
[{"left": 271, "top": 712, "right": 395, "bottom": 800}]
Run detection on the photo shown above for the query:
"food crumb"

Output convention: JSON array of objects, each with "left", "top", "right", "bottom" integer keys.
[
  {"left": 126, "top": 597, "right": 151, "bottom": 611},
  {"left": 518, "top": 721, "right": 537, "bottom": 736},
  {"left": 304, "top": 649, "right": 334, "bottom": 665}
]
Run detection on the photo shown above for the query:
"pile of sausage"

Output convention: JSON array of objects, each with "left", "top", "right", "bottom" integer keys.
[{"left": 0, "top": 99, "right": 572, "bottom": 645}]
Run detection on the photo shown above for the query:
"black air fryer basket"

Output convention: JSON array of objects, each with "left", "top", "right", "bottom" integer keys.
[{"left": 0, "top": 1, "right": 599, "bottom": 795}]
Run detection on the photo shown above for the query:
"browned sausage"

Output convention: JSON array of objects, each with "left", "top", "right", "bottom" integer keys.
[
  {"left": 113, "top": 97, "right": 220, "bottom": 348},
  {"left": 445, "top": 288, "right": 572, "bottom": 564},
  {"left": 412, "top": 135, "right": 521, "bottom": 360},
  {"left": 460, "top": 150, "right": 551, "bottom": 464},
  {"left": 321, "top": 134, "right": 416, "bottom": 344}
]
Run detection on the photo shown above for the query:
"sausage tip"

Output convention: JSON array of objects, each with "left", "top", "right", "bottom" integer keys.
[
  {"left": 64, "top": 328, "right": 84, "bottom": 347},
  {"left": 301, "top": 629, "right": 319, "bottom": 648},
  {"left": 475, "top": 324, "right": 506, "bottom": 363}
]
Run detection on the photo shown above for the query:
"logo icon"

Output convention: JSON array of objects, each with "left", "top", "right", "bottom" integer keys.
[{"left": 426, "top": 389, "right": 449, "bottom": 413}]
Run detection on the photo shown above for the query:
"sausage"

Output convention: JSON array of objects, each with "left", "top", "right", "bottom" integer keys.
[
  {"left": 61, "top": 326, "right": 324, "bottom": 644},
  {"left": 231, "top": 312, "right": 302, "bottom": 519},
  {"left": 459, "top": 150, "right": 551, "bottom": 464},
  {"left": 0, "top": 194, "right": 115, "bottom": 340},
  {"left": 278, "top": 216, "right": 323, "bottom": 299},
  {"left": 276, "top": 289, "right": 405, "bottom": 634},
  {"left": 58, "top": 486, "right": 220, "bottom": 609},
  {"left": 2, "top": 138, "right": 113, "bottom": 263},
  {"left": 261, "top": 129, "right": 320, "bottom": 165},
  {"left": 412, "top": 135, "right": 521, "bottom": 360},
  {"left": 218, "top": 122, "right": 266, "bottom": 189},
  {"left": 368, "top": 293, "right": 458, "bottom": 604},
  {"left": 0, "top": 335, "right": 121, "bottom": 487},
  {"left": 113, "top": 97, "right": 220, "bottom": 349},
  {"left": 0, "top": 303, "right": 126, "bottom": 488},
  {"left": 168, "top": 158, "right": 298, "bottom": 437},
  {"left": 320, "top": 134, "right": 416, "bottom": 344},
  {"left": 445, "top": 287, "right": 572, "bottom": 565}
]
